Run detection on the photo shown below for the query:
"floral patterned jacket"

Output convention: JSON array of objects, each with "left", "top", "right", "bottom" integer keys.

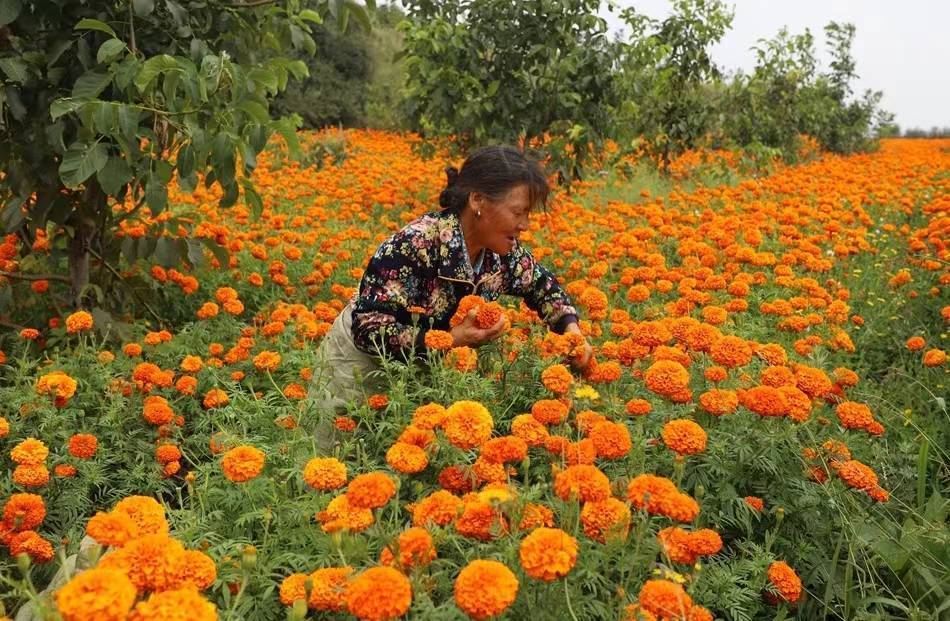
[{"left": 351, "top": 209, "right": 578, "bottom": 359}]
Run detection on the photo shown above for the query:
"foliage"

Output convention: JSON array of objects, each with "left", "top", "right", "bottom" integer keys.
[
  {"left": 0, "top": 0, "right": 369, "bottom": 318},
  {"left": 0, "top": 132, "right": 948, "bottom": 620},
  {"left": 615, "top": 0, "right": 734, "bottom": 172},
  {"left": 398, "top": 0, "right": 619, "bottom": 181}
]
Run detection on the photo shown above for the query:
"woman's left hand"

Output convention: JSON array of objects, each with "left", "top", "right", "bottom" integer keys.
[{"left": 563, "top": 322, "right": 593, "bottom": 370}]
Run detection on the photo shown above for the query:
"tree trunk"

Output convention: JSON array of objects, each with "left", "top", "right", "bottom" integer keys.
[{"left": 68, "top": 183, "right": 104, "bottom": 308}]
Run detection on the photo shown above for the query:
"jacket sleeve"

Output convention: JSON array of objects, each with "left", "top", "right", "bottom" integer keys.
[
  {"left": 503, "top": 242, "right": 578, "bottom": 333},
  {"left": 350, "top": 233, "right": 432, "bottom": 360}
]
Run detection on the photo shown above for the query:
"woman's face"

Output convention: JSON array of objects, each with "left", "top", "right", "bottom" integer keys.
[{"left": 471, "top": 184, "right": 533, "bottom": 256}]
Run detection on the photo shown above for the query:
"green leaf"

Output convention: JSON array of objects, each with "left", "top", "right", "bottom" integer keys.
[
  {"left": 74, "top": 18, "right": 117, "bottom": 38},
  {"left": 97, "top": 39, "right": 127, "bottom": 64},
  {"left": 72, "top": 70, "right": 112, "bottom": 98},
  {"left": 241, "top": 179, "right": 263, "bottom": 217},
  {"left": 299, "top": 9, "right": 322, "bottom": 24},
  {"left": 0, "top": 0, "right": 21, "bottom": 26},
  {"left": 200, "top": 237, "right": 229, "bottom": 268},
  {"left": 135, "top": 54, "right": 178, "bottom": 92},
  {"left": 236, "top": 100, "right": 269, "bottom": 124},
  {"left": 60, "top": 141, "right": 109, "bottom": 188},
  {"left": 97, "top": 157, "right": 132, "bottom": 195},
  {"left": 185, "top": 238, "right": 207, "bottom": 269},
  {"left": 145, "top": 178, "right": 169, "bottom": 216},
  {"left": 274, "top": 117, "right": 301, "bottom": 160},
  {"left": 132, "top": 0, "right": 155, "bottom": 17},
  {"left": 247, "top": 67, "right": 279, "bottom": 94},
  {"left": 0, "top": 57, "right": 28, "bottom": 83},
  {"left": 0, "top": 195, "right": 25, "bottom": 232},
  {"left": 154, "top": 237, "right": 180, "bottom": 267}
]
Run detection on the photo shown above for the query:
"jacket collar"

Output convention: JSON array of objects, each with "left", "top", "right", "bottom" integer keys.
[{"left": 435, "top": 210, "right": 503, "bottom": 289}]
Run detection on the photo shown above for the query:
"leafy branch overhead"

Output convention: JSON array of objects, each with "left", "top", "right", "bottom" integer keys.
[{"left": 0, "top": 0, "right": 370, "bottom": 311}]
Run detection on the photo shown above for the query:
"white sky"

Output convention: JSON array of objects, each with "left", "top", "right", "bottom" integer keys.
[{"left": 602, "top": 0, "right": 950, "bottom": 130}]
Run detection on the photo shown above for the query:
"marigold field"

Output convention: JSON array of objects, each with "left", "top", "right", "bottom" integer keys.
[{"left": 0, "top": 133, "right": 948, "bottom": 621}]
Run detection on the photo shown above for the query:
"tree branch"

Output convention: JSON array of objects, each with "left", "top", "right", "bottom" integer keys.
[
  {"left": 0, "top": 271, "right": 71, "bottom": 283},
  {"left": 230, "top": 0, "right": 279, "bottom": 7},
  {"left": 87, "top": 248, "right": 165, "bottom": 324}
]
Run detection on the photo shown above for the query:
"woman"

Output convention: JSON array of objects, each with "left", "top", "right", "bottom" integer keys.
[{"left": 309, "top": 145, "right": 591, "bottom": 447}]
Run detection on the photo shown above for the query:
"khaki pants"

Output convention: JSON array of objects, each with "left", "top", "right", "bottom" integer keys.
[{"left": 308, "top": 303, "right": 383, "bottom": 451}]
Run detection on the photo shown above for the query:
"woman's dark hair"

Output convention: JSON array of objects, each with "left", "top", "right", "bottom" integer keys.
[{"left": 438, "top": 145, "right": 549, "bottom": 214}]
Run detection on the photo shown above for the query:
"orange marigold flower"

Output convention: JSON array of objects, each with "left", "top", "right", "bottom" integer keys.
[
  {"left": 580, "top": 498, "right": 631, "bottom": 543},
  {"left": 86, "top": 511, "right": 139, "bottom": 547},
  {"left": 511, "top": 413, "right": 549, "bottom": 446},
  {"left": 308, "top": 566, "right": 352, "bottom": 612},
  {"left": 55, "top": 568, "right": 137, "bottom": 621},
  {"left": 346, "top": 471, "right": 396, "bottom": 509},
  {"left": 833, "top": 459, "right": 879, "bottom": 491},
  {"left": 113, "top": 495, "right": 168, "bottom": 537},
  {"left": 480, "top": 435, "right": 528, "bottom": 464},
  {"left": 303, "top": 457, "right": 348, "bottom": 490},
  {"left": 905, "top": 336, "right": 925, "bottom": 351},
  {"left": 740, "top": 386, "right": 787, "bottom": 417},
  {"left": 709, "top": 335, "right": 753, "bottom": 368},
  {"left": 412, "top": 490, "right": 463, "bottom": 527},
  {"left": 143, "top": 395, "right": 175, "bottom": 425},
  {"left": 180, "top": 355, "right": 203, "bottom": 373},
  {"left": 703, "top": 365, "right": 728, "bottom": 382},
  {"left": 657, "top": 526, "right": 697, "bottom": 564},
  {"left": 446, "top": 345, "right": 478, "bottom": 371},
  {"left": 767, "top": 560, "right": 802, "bottom": 603},
  {"left": 173, "top": 549, "right": 217, "bottom": 590},
  {"left": 743, "top": 496, "right": 764, "bottom": 512},
  {"left": 252, "top": 350, "right": 281, "bottom": 372},
  {"left": 834, "top": 401, "right": 876, "bottom": 431},
  {"left": 13, "top": 464, "right": 50, "bottom": 488},
  {"left": 444, "top": 400, "right": 493, "bottom": 450},
  {"left": 380, "top": 527, "right": 436, "bottom": 570},
  {"left": 127, "top": 587, "right": 218, "bottom": 621},
  {"left": 19, "top": 328, "right": 40, "bottom": 340},
  {"left": 317, "top": 495, "right": 374, "bottom": 533},
  {"left": 11, "top": 437, "right": 49, "bottom": 466},
  {"left": 553, "top": 464, "right": 610, "bottom": 502},
  {"left": 8, "top": 529, "right": 54, "bottom": 562},
  {"left": 661, "top": 419, "right": 707, "bottom": 455},
  {"left": 589, "top": 420, "right": 632, "bottom": 460},
  {"left": 345, "top": 566, "right": 412, "bottom": 621},
  {"left": 367, "top": 393, "right": 389, "bottom": 410},
  {"left": 438, "top": 465, "right": 475, "bottom": 494},
  {"left": 644, "top": 360, "right": 691, "bottom": 400},
  {"left": 0, "top": 416, "right": 9, "bottom": 438},
  {"left": 626, "top": 474, "right": 700, "bottom": 522},
  {"left": 35, "top": 371, "right": 78, "bottom": 405},
  {"left": 625, "top": 398, "right": 652, "bottom": 416},
  {"left": 412, "top": 402, "right": 447, "bottom": 430},
  {"left": 424, "top": 329, "right": 455, "bottom": 351},
  {"left": 2, "top": 493, "right": 46, "bottom": 531},
  {"left": 98, "top": 533, "right": 184, "bottom": 592},
  {"left": 638, "top": 579, "right": 693, "bottom": 619},
  {"left": 65, "top": 310, "right": 94, "bottom": 334},
  {"left": 195, "top": 302, "right": 219, "bottom": 319},
  {"left": 531, "top": 398, "right": 569, "bottom": 425},
  {"left": 519, "top": 502, "right": 555, "bottom": 530},
  {"left": 202, "top": 388, "right": 229, "bottom": 409},
  {"left": 386, "top": 441, "right": 429, "bottom": 474},
  {"left": 454, "top": 559, "right": 519, "bottom": 620},
  {"left": 68, "top": 434, "right": 98, "bottom": 459},
  {"left": 221, "top": 445, "right": 265, "bottom": 483},
  {"left": 455, "top": 498, "right": 507, "bottom": 541},
  {"left": 923, "top": 348, "right": 947, "bottom": 366},
  {"left": 279, "top": 573, "right": 306, "bottom": 605},
  {"left": 155, "top": 444, "right": 181, "bottom": 465},
  {"left": 519, "top": 527, "right": 578, "bottom": 581},
  {"left": 794, "top": 365, "right": 833, "bottom": 398},
  {"left": 698, "top": 389, "right": 738, "bottom": 416},
  {"left": 124, "top": 343, "right": 143, "bottom": 357},
  {"left": 541, "top": 363, "right": 574, "bottom": 394}
]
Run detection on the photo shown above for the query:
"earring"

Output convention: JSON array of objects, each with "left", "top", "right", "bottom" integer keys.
[{"left": 476, "top": 210, "right": 482, "bottom": 218}]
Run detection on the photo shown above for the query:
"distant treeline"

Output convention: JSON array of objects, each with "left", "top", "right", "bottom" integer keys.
[{"left": 277, "top": 1, "right": 906, "bottom": 177}]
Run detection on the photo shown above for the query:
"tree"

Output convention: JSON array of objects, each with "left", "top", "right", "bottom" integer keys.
[
  {"left": 0, "top": 0, "right": 370, "bottom": 319},
  {"left": 722, "top": 28, "right": 818, "bottom": 160},
  {"left": 399, "top": 0, "right": 619, "bottom": 181},
  {"left": 617, "top": 0, "right": 734, "bottom": 172}
]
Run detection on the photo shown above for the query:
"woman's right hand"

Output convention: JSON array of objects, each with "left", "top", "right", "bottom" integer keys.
[{"left": 449, "top": 309, "right": 508, "bottom": 348}]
